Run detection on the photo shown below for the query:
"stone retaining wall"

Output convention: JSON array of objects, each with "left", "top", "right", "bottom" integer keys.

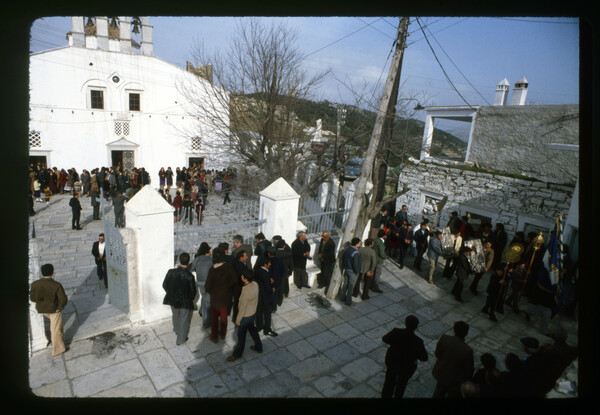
[{"left": 395, "top": 161, "right": 574, "bottom": 239}]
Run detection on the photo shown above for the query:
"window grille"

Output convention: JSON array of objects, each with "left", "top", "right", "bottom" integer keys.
[
  {"left": 29, "top": 131, "right": 41, "bottom": 148},
  {"left": 114, "top": 121, "right": 130, "bottom": 136},
  {"left": 191, "top": 136, "right": 201, "bottom": 151}
]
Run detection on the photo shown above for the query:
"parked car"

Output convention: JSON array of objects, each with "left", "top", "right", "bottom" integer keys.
[{"left": 344, "top": 157, "right": 363, "bottom": 179}]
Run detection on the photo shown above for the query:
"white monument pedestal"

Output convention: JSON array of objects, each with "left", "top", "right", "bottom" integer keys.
[{"left": 125, "top": 185, "right": 174, "bottom": 323}]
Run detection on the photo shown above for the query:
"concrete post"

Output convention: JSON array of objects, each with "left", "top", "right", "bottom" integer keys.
[
  {"left": 259, "top": 177, "right": 300, "bottom": 246},
  {"left": 420, "top": 114, "right": 435, "bottom": 160},
  {"left": 125, "top": 185, "right": 173, "bottom": 323}
]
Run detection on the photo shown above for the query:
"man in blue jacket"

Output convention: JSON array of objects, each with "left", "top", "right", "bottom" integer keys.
[
  {"left": 427, "top": 230, "right": 444, "bottom": 284},
  {"left": 340, "top": 237, "right": 362, "bottom": 307}
]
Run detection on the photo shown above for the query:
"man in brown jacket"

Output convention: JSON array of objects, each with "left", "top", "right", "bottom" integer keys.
[
  {"left": 432, "top": 321, "right": 474, "bottom": 398},
  {"left": 29, "top": 264, "right": 69, "bottom": 356}
]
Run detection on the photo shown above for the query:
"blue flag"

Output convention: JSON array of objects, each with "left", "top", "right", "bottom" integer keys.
[{"left": 542, "top": 221, "right": 566, "bottom": 318}]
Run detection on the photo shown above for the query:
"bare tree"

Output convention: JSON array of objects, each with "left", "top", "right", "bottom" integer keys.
[{"left": 177, "top": 18, "right": 332, "bottom": 187}]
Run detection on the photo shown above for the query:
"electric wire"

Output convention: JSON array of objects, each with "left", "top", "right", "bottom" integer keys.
[{"left": 415, "top": 17, "right": 477, "bottom": 110}]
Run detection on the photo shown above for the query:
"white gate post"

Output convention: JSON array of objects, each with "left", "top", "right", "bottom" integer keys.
[
  {"left": 125, "top": 185, "right": 174, "bottom": 323},
  {"left": 259, "top": 177, "right": 300, "bottom": 246}
]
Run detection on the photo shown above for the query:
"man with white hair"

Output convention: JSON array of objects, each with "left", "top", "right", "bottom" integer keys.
[{"left": 291, "top": 231, "right": 311, "bottom": 289}]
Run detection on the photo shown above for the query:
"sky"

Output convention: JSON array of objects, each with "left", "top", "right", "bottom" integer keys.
[{"left": 29, "top": 16, "right": 579, "bottom": 140}]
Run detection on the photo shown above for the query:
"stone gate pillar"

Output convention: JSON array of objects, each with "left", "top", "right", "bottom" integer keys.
[
  {"left": 125, "top": 185, "right": 174, "bottom": 323},
  {"left": 259, "top": 178, "right": 300, "bottom": 245}
]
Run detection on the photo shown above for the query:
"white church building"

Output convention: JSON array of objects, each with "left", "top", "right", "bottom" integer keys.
[{"left": 29, "top": 16, "right": 231, "bottom": 182}]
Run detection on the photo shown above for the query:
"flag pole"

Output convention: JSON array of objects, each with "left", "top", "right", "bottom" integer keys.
[{"left": 516, "top": 232, "right": 544, "bottom": 305}]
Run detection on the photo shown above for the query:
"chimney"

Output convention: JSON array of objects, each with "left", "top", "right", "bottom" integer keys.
[
  {"left": 119, "top": 16, "right": 132, "bottom": 54},
  {"left": 70, "top": 17, "right": 85, "bottom": 47},
  {"left": 510, "top": 76, "right": 528, "bottom": 105},
  {"left": 493, "top": 78, "right": 509, "bottom": 106},
  {"left": 96, "top": 17, "right": 109, "bottom": 51},
  {"left": 140, "top": 17, "right": 153, "bottom": 56}
]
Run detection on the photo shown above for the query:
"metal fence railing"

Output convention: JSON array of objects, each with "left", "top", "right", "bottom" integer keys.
[{"left": 174, "top": 198, "right": 262, "bottom": 257}]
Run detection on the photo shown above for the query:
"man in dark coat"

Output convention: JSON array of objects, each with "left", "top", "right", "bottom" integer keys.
[
  {"left": 90, "top": 185, "right": 101, "bottom": 220},
  {"left": 232, "top": 234, "right": 253, "bottom": 271},
  {"left": 254, "top": 232, "right": 272, "bottom": 268},
  {"left": 413, "top": 222, "right": 429, "bottom": 271},
  {"left": 491, "top": 223, "right": 507, "bottom": 268},
  {"left": 112, "top": 191, "right": 128, "bottom": 228},
  {"left": 69, "top": 192, "right": 82, "bottom": 230},
  {"left": 274, "top": 236, "right": 293, "bottom": 305},
  {"left": 91, "top": 233, "right": 108, "bottom": 288},
  {"left": 481, "top": 264, "right": 505, "bottom": 322},
  {"left": 451, "top": 247, "right": 472, "bottom": 302},
  {"left": 291, "top": 231, "right": 311, "bottom": 289},
  {"left": 30, "top": 263, "right": 69, "bottom": 356},
  {"left": 162, "top": 253, "right": 197, "bottom": 345},
  {"left": 317, "top": 231, "right": 336, "bottom": 289},
  {"left": 254, "top": 258, "right": 278, "bottom": 337},
  {"left": 432, "top": 321, "right": 474, "bottom": 398},
  {"left": 232, "top": 250, "right": 252, "bottom": 324},
  {"left": 394, "top": 204, "right": 408, "bottom": 225},
  {"left": 340, "top": 238, "right": 362, "bottom": 307},
  {"left": 266, "top": 247, "right": 285, "bottom": 313},
  {"left": 381, "top": 314, "right": 428, "bottom": 398}
]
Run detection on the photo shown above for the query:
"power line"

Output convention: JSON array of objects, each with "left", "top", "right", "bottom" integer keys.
[
  {"left": 355, "top": 17, "right": 397, "bottom": 41},
  {"left": 423, "top": 23, "right": 493, "bottom": 106},
  {"left": 302, "top": 18, "right": 384, "bottom": 59},
  {"left": 415, "top": 17, "right": 476, "bottom": 110},
  {"left": 407, "top": 17, "right": 469, "bottom": 46},
  {"left": 495, "top": 17, "right": 578, "bottom": 24}
]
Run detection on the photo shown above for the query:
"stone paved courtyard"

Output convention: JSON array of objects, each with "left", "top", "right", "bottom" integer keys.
[{"left": 28, "top": 190, "right": 578, "bottom": 398}]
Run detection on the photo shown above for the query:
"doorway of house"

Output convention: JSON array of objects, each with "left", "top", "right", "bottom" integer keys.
[
  {"left": 29, "top": 155, "right": 47, "bottom": 169},
  {"left": 188, "top": 157, "right": 204, "bottom": 169},
  {"left": 111, "top": 150, "right": 135, "bottom": 172}
]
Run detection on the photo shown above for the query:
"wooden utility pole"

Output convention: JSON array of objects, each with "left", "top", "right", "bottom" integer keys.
[{"left": 326, "top": 17, "right": 410, "bottom": 300}]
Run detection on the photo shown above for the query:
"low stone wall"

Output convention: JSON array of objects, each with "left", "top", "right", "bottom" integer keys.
[{"left": 394, "top": 161, "right": 574, "bottom": 238}]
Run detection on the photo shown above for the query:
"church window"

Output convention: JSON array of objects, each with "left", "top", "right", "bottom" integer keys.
[
  {"left": 90, "top": 90, "right": 104, "bottom": 109},
  {"left": 129, "top": 93, "right": 140, "bottom": 111}
]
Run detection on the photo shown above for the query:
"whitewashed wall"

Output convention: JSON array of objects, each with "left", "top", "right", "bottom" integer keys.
[{"left": 29, "top": 45, "right": 231, "bottom": 183}]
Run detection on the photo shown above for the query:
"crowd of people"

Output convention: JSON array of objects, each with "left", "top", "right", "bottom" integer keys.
[
  {"left": 368, "top": 204, "right": 578, "bottom": 334},
  {"left": 28, "top": 161, "right": 578, "bottom": 398},
  {"left": 28, "top": 162, "right": 240, "bottom": 229}
]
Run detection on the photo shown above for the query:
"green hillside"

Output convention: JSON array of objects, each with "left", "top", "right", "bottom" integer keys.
[{"left": 287, "top": 97, "right": 467, "bottom": 164}]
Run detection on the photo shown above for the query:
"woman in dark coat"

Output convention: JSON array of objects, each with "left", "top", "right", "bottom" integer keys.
[
  {"left": 166, "top": 167, "right": 174, "bottom": 190},
  {"left": 48, "top": 168, "right": 58, "bottom": 194},
  {"left": 451, "top": 247, "right": 473, "bottom": 302},
  {"left": 158, "top": 167, "right": 166, "bottom": 190},
  {"left": 59, "top": 169, "right": 68, "bottom": 194}
]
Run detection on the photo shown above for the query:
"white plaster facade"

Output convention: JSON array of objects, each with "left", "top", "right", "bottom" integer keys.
[{"left": 29, "top": 16, "right": 231, "bottom": 184}]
